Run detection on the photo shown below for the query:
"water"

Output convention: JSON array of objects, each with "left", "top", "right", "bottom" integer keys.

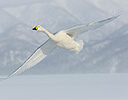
[{"left": 0, "top": 74, "right": 128, "bottom": 100}]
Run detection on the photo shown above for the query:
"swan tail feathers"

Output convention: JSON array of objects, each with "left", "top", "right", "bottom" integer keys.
[{"left": 77, "top": 40, "right": 84, "bottom": 52}]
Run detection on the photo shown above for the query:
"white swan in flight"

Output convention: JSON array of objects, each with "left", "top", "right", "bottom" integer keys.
[{"left": 7, "top": 15, "right": 119, "bottom": 78}]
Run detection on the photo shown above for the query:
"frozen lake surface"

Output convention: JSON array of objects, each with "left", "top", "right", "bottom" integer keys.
[{"left": 0, "top": 74, "right": 128, "bottom": 100}]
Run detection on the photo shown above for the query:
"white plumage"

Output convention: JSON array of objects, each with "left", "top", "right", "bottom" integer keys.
[{"left": 7, "top": 15, "right": 119, "bottom": 78}]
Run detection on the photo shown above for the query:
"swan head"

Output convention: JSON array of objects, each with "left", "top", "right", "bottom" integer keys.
[{"left": 32, "top": 25, "right": 46, "bottom": 32}]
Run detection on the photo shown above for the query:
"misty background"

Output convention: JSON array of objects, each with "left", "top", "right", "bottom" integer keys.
[{"left": 0, "top": 0, "right": 128, "bottom": 76}]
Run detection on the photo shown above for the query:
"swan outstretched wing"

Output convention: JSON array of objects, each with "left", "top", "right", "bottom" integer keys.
[
  {"left": 8, "top": 39, "right": 56, "bottom": 78},
  {"left": 65, "top": 15, "right": 119, "bottom": 37}
]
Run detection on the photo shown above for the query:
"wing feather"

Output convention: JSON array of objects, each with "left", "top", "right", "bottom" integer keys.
[
  {"left": 8, "top": 39, "right": 56, "bottom": 78},
  {"left": 65, "top": 15, "right": 119, "bottom": 37}
]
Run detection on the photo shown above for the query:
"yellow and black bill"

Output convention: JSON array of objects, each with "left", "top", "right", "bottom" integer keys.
[{"left": 32, "top": 26, "right": 38, "bottom": 30}]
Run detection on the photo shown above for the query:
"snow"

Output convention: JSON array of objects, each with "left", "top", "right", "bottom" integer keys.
[
  {"left": 0, "top": 0, "right": 128, "bottom": 99},
  {"left": 0, "top": 0, "right": 128, "bottom": 75},
  {"left": 0, "top": 74, "right": 128, "bottom": 100}
]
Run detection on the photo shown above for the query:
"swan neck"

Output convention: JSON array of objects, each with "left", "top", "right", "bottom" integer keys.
[{"left": 41, "top": 28, "right": 54, "bottom": 39}]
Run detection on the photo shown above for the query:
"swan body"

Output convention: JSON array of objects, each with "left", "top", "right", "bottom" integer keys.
[
  {"left": 7, "top": 15, "right": 119, "bottom": 78},
  {"left": 55, "top": 31, "right": 82, "bottom": 52},
  {"left": 53, "top": 31, "right": 82, "bottom": 52}
]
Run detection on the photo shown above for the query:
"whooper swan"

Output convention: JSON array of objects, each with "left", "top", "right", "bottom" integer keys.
[{"left": 7, "top": 15, "right": 119, "bottom": 78}]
